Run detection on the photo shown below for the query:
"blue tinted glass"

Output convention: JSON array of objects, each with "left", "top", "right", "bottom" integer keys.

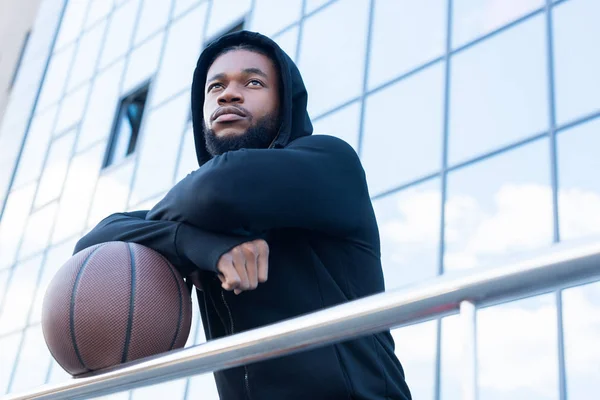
[
  {"left": 0, "top": 332, "right": 23, "bottom": 395},
  {"left": 54, "top": 0, "right": 90, "bottom": 50},
  {"left": 562, "top": 280, "right": 600, "bottom": 399},
  {"left": 312, "top": 100, "right": 361, "bottom": 152},
  {"left": 205, "top": 0, "right": 250, "bottom": 38},
  {"left": 122, "top": 33, "right": 163, "bottom": 95},
  {"left": 36, "top": 44, "right": 76, "bottom": 110},
  {"left": 251, "top": 0, "right": 302, "bottom": 37},
  {"left": 444, "top": 139, "right": 553, "bottom": 272},
  {"left": 54, "top": 83, "right": 90, "bottom": 135},
  {"left": 173, "top": 0, "right": 203, "bottom": 18},
  {"left": 0, "top": 255, "right": 44, "bottom": 335},
  {"left": 272, "top": 26, "right": 299, "bottom": 63},
  {"left": 66, "top": 19, "right": 107, "bottom": 92},
  {"left": 477, "top": 294, "right": 559, "bottom": 399},
  {"left": 85, "top": 0, "right": 114, "bottom": 29},
  {"left": 9, "top": 325, "right": 52, "bottom": 393},
  {"left": 98, "top": 0, "right": 140, "bottom": 69},
  {"left": 133, "top": 0, "right": 172, "bottom": 45},
  {"left": 0, "top": 184, "right": 36, "bottom": 270},
  {"left": 452, "top": 0, "right": 544, "bottom": 48},
  {"left": 130, "top": 93, "right": 188, "bottom": 205},
  {"left": 362, "top": 63, "right": 444, "bottom": 196},
  {"left": 368, "top": 0, "right": 447, "bottom": 90},
  {"left": 552, "top": 0, "right": 600, "bottom": 125},
  {"left": 18, "top": 201, "right": 58, "bottom": 261},
  {"left": 374, "top": 179, "right": 441, "bottom": 290},
  {"left": 175, "top": 125, "right": 197, "bottom": 182},
  {"left": 391, "top": 321, "right": 437, "bottom": 400},
  {"left": 556, "top": 118, "right": 600, "bottom": 242},
  {"left": 448, "top": 15, "right": 548, "bottom": 165},
  {"left": 299, "top": 0, "right": 370, "bottom": 117}
]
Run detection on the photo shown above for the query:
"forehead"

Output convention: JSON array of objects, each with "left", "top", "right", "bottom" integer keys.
[{"left": 206, "top": 49, "right": 278, "bottom": 79}]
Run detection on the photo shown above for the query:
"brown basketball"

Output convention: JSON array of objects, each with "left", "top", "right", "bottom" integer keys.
[{"left": 41, "top": 241, "right": 192, "bottom": 376}]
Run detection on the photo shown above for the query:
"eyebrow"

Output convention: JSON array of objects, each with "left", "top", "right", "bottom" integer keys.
[{"left": 206, "top": 67, "right": 269, "bottom": 84}]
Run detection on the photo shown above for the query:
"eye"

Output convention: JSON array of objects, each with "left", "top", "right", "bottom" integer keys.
[
  {"left": 247, "top": 79, "right": 264, "bottom": 87},
  {"left": 207, "top": 83, "right": 223, "bottom": 92}
]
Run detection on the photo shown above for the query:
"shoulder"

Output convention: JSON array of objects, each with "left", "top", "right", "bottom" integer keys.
[{"left": 287, "top": 134, "right": 360, "bottom": 159}]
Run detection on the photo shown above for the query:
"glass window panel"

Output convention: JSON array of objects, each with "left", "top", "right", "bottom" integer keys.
[
  {"left": 553, "top": 0, "right": 600, "bottom": 125},
  {"left": 362, "top": 63, "right": 445, "bottom": 196},
  {"left": 30, "top": 238, "right": 79, "bottom": 325},
  {"left": 0, "top": 270, "right": 8, "bottom": 309},
  {"left": 368, "top": 0, "right": 447, "bottom": 90},
  {"left": 562, "top": 280, "right": 600, "bottom": 399},
  {"left": 130, "top": 379, "right": 187, "bottom": 399},
  {"left": 46, "top": 359, "right": 71, "bottom": 385},
  {"left": 9, "top": 325, "right": 52, "bottom": 393},
  {"left": 87, "top": 158, "right": 135, "bottom": 227},
  {"left": 149, "top": 3, "right": 207, "bottom": 107},
  {"left": 173, "top": 0, "right": 203, "bottom": 19},
  {"left": 374, "top": 179, "right": 441, "bottom": 290},
  {"left": 54, "top": 83, "right": 90, "bottom": 135},
  {"left": 391, "top": 321, "right": 436, "bottom": 400},
  {"left": 305, "top": 0, "right": 330, "bottom": 14},
  {"left": 271, "top": 26, "right": 298, "bottom": 63},
  {"left": 205, "top": 0, "right": 250, "bottom": 39},
  {"left": 557, "top": 118, "right": 600, "bottom": 242},
  {"left": 34, "top": 130, "right": 77, "bottom": 208},
  {"left": 54, "top": 0, "right": 91, "bottom": 50},
  {"left": 448, "top": 15, "right": 548, "bottom": 165},
  {"left": 187, "top": 372, "right": 220, "bottom": 400},
  {"left": 133, "top": 0, "right": 172, "bottom": 45},
  {"left": 18, "top": 202, "right": 59, "bottom": 261},
  {"left": 0, "top": 255, "right": 43, "bottom": 335},
  {"left": 98, "top": 0, "right": 141, "bottom": 70},
  {"left": 0, "top": 332, "right": 23, "bottom": 395},
  {"left": 452, "top": 0, "right": 544, "bottom": 48},
  {"left": 85, "top": 0, "right": 115, "bottom": 29},
  {"left": 52, "top": 144, "right": 105, "bottom": 244},
  {"left": 0, "top": 184, "right": 37, "bottom": 270},
  {"left": 299, "top": 0, "right": 369, "bottom": 117},
  {"left": 439, "top": 314, "right": 462, "bottom": 400},
  {"left": 478, "top": 294, "right": 559, "bottom": 399},
  {"left": 66, "top": 19, "right": 107, "bottom": 92},
  {"left": 13, "top": 105, "right": 58, "bottom": 188},
  {"left": 312, "top": 101, "right": 361, "bottom": 153},
  {"left": 37, "top": 44, "right": 77, "bottom": 110},
  {"left": 130, "top": 93, "right": 188, "bottom": 204},
  {"left": 78, "top": 60, "right": 125, "bottom": 152},
  {"left": 175, "top": 125, "right": 197, "bottom": 182},
  {"left": 26, "top": 0, "right": 66, "bottom": 60},
  {"left": 444, "top": 139, "right": 553, "bottom": 273},
  {"left": 122, "top": 32, "right": 164, "bottom": 95},
  {"left": 251, "top": 0, "right": 302, "bottom": 37}
]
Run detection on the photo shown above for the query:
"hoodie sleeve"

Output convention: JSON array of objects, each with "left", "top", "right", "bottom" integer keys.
[
  {"left": 147, "top": 135, "right": 370, "bottom": 237},
  {"left": 74, "top": 211, "right": 255, "bottom": 276}
]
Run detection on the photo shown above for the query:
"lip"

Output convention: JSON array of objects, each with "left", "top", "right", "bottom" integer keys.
[{"left": 212, "top": 106, "right": 247, "bottom": 123}]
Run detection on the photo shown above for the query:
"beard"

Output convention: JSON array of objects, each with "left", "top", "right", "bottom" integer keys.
[{"left": 204, "top": 112, "right": 280, "bottom": 156}]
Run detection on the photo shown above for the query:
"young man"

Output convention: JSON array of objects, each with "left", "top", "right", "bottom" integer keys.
[{"left": 75, "top": 31, "right": 412, "bottom": 400}]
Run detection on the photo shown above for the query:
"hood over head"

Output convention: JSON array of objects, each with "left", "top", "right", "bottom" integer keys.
[{"left": 191, "top": 30, "right": 313, "bottom": 166}]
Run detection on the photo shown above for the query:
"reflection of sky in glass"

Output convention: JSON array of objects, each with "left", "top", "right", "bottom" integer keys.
[
  {"left": 552, "top": 0, "right": 600, "bottom": 125},
  {"left": 0, "top": 183, "right": 37, "bottom": 270},
  {"left": 0, "top": 332, "right": 22, "bottom": 395},
  {"left": 175, "top": 125, "right": 197, "bottom": 182},
  {"left": 271, "top": 26, "right": 299, "bottom": 63},
  {"left": 98, "top": 0, "right": 140, "bottom": 70},
  {"left": 449, "top": 14, "right": 548, "bottom": 165},
  {"left": 36, "top": 45, "right": 76, "bottom": 111},
  {"left": 452, "top": 0, "right": 544, "bottom": 48},
  {"left": 66, "top": 20, "right": 107, "bottom": 92},
  {"left": 133, "top": 0, "right": 172, "bottom": 46},
  {"left": 54, "top": 83, "right": 90, "bottom": 135},
  {"left": 312, "top": 100, "right": 361, "bottom": 152},
  {"left": 123, "top": 33, "right": 163, "bottom": 95},
  {"left": 205, "top": 0, "right": 251, "bottom": 39},
  {"left": 392, "top": 320, "right": 437, "bottom": 400},
  {"left": 362, "top": 63, "right": 444, "bottom": 196},
  {"left": 368, "top": 0, "right": 446, "bottom": 90},
  {"left": 18, "top": 201, "right": 58, "bottom": 260},
  {"left": 444, "top": 139, "right": 553, "bottom": 272},
  {"left": 477, "top": 294, "right": 559, "bottom": 400},
  {"left": 9, "top": 324, "right": 52, "bottom": 393},
  {"left": 374, "top": 179, "right": 441, "bottom": 290},
  {"left": 299, "top": 0, "right": 369, "bottom": 117},
  {"left": 562, "top": 280, "right": 600, "bottom": 399},
  {"left": 251, "top": 0, "right": 302, "bottom": 37},
  {"left": 556, "top": 117, "right": 600, "bottom": 242}
]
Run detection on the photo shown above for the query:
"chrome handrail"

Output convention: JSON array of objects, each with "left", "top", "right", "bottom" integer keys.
[{"left": 5, "top": 238, "right": 600, "bottom": 400}]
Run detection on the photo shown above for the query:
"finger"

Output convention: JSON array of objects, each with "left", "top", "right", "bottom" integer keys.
[
  {"left": 218, "top": 257, "right": 240, "bottom": 291},
  {"left": 243, "top": 245, "right": 258, "bottom": 290},
  {"left": 256, "top": 241, "right": 269, "bottom": 283},
  {"left": 232, "top": 247, "right": 250, "bottom": 291}
]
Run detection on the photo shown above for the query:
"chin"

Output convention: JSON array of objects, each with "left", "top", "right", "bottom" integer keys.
[{"left": 215, "top": 127, "right": 246, "bottom": 137}]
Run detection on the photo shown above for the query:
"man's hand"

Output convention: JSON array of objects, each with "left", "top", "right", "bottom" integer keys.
[{"left": 217, "top": 239, "right": 269, "bottom": 295}]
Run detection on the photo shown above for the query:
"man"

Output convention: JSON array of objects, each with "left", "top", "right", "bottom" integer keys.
[{"left": 75, "top": 30, "right": 412, "bottom": 400}]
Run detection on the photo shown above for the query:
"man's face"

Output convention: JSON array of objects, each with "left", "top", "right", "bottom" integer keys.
[{"left": 203, "top": 49, "right": 280, "bottom": 145}]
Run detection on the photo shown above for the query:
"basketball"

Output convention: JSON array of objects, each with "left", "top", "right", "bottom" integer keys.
[{"left": 41, "top": 241, "right": 192, "bottom": 376}]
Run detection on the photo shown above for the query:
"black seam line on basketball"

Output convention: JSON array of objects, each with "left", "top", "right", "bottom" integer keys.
[
  {"left": 71, "top": 246, "right": 103, "bottom": 373},
  {"left": 156, "top": 252, "right": 184, "bottom": 351},
  {"left": 122, "top": 243, "right": 136, "bottom": 364}
]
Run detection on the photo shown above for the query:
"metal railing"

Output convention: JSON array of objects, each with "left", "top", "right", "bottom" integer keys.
[{"left": 5, "top": 238, "right": 600, "bottom": 400}]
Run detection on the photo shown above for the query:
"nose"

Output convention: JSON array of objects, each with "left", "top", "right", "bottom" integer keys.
[{"left": 217, "top": 84, "right": 243, "bottom": 104}]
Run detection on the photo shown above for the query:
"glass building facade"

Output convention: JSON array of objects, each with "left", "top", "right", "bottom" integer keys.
[{"left": 1, "top": 0, "right": 599, "bottom": 398}]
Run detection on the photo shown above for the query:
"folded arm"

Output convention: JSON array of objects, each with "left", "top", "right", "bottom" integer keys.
[{"left": 147, "top": 135, "right": 370, "bottom": 237}]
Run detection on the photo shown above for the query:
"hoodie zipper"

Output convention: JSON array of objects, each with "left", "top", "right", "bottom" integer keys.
[{"left": 220, "top": 289, "right": 252, "bottom": 399}]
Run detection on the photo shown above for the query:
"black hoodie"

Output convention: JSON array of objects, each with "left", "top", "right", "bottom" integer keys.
[{"left": 74, "top": 31, "right": 411, "bottom": 400}]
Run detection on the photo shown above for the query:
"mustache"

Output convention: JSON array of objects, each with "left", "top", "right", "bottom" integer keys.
[{"left": 210, "top": 105, "right": 252, "bottom": 122}]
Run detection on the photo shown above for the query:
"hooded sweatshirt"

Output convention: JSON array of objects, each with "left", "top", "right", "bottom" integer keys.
[{"left": 74, "top": 31, "right": 411, "bottom": 400}]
